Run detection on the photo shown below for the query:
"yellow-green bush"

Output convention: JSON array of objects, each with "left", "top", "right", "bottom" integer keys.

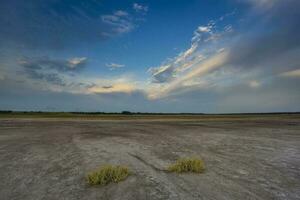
[
  {"left": 167, "top": 158, "right": 205, "bottom": 173},
  {"left": 87, "top": 165, "right": 130, "bottom": 186}
]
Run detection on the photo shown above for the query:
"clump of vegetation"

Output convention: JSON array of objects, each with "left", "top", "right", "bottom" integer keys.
[
  {"left": 87, "top": 165, "right": 130, "bottom": 186},
  {"left": 167, "top": 158, "right": 205, "bottom": 173}
]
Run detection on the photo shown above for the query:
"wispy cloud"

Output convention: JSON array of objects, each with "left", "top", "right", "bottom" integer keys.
[
  {"left": 101, "top": 10, "right": 134, "bottom": 35},
  {"left": 148, "top": 51, "right": 229, "bottom": 99},
  {"left": 114, "top": 10, "right": 129, "bottom": 17},
  {"left": 147, "top": 15, "right": 234, "bottom": 98},
  {"left": 133, "top": 3, "right": 148, "bottom": 13},
  {"left": 280, "top": 69, "right": 300, "bottom": 78},
  {"left": 106, "top": 63, "right": 125, "bottom": 70},
  {"left": 148, "top": 16, "right": 233, "bottom": 83},
  {"left": 101, "top": 4, "right": 150, "bottom": 36}
]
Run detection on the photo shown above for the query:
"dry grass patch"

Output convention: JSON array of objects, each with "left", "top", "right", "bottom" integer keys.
[
  {"left": 87, "top": 165, "right": 130, "bottom": 186},
  {"left": 168, "top": 158, "right": 205, "bottom": 173}
]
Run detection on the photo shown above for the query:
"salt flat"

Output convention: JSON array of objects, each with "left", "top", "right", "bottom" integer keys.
[{"left": 0, "top": 116, "right": 299, "bottom": 200}]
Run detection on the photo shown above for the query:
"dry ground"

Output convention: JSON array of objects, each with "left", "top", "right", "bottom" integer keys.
[{"left": 0, "top": 116, "right": 299, "bottom": 200}]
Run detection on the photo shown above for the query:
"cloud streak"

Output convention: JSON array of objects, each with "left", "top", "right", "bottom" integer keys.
[
  {"left": 280, "top": 69, "right": 300, "bottom": 78},
  {"left": 106, "top": 63, "right": 125, "bottom": 70},
  {"left": 148, "top": 51, "right": 229, "bottom": 99},
  {"left": 147, "top": 15, "right": 235, "bottom": 98}
]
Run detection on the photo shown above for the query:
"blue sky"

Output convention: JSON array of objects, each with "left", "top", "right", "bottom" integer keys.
[{"left": 0, "top": 0, "right": 300, "bottom": 113}]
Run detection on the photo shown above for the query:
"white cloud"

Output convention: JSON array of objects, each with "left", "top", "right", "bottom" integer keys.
[
  {"left": 133, "top": 3, "right": 148, "bottom": 13},
  {"left": 280, "top": 69, "right": 300, "bottom": 78},
  {"left": 68, "top": 57, "right": 87, "bottom": 68},
  {"left": 198, "top": 26, "right": 211, "bottom": 33},
  {"left": 106, "top": 63, "right": 125, "bottom": 70}
]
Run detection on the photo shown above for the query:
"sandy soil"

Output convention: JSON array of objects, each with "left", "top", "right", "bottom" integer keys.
[{"left": 0, "top": 118, "right": 299, "bottom": 200}]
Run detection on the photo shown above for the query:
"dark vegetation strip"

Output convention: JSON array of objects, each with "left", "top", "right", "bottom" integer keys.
[{"left": 0, "top": 110, "right": 299, "bottom": 120}]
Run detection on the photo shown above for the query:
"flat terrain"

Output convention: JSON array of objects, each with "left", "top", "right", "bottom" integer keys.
[{"left": 0, "top": 115, "right": 300, "bottom": 200}]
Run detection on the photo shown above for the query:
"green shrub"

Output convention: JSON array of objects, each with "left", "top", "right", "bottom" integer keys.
[
  {"left": 167, "top": 158, "right": 205, "bottom": 173},
  {"left": 87, "top": 165, "right": 130, "bottom": 186}
]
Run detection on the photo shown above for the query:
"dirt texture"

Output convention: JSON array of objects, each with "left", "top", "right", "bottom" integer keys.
[{"left": 0, "top": 117, "right": 299, "bottom": 200}]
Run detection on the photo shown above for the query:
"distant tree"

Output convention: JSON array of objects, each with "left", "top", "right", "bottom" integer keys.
[
  {"left": 122, "top": 111, "right": 132, "bottom": 115},
  {"left": 0, "top": 110, "right": 12, "bottom": 113}
]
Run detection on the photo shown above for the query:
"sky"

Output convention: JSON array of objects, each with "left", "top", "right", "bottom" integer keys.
[{"left": 0, "top": 0, "right": 300, "bottom": 113}]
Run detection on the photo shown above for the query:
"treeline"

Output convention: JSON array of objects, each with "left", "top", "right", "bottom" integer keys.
[
  {"left": 0, "top": 110, "right": 204, "bottom": 115},
  {"left": 0, "top": 110, "right": 299, "bottom": 115},
  {"left": 0, "top": 110, "right": 13, "bottom": 113}
]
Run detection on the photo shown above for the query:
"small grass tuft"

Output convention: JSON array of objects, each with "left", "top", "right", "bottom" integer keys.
[
  {"left": 87, "top": 165, "right": 130, "bottom": 186},
  {"left": 167, "top": 158, "right": 205, "bottom": 173}
]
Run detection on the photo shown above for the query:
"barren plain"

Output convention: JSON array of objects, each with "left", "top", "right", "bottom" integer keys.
[{"left": 0, "top": 115, "right": 299, "bottom": 200}]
